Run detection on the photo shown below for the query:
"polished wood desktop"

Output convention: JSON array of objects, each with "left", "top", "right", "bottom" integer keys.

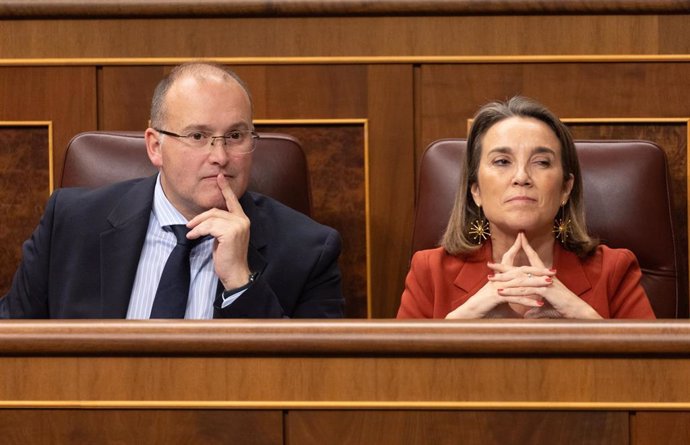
[{"left": 1, "top": 320, "right": 689, "bottom": 444}]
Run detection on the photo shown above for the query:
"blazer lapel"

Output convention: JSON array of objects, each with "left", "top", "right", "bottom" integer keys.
[
  {"left": 553, "top": 243, "right": 592, "bottom": 296},
  {"left": 451, "top": 244, "right": 492, "bottom": 309},
  {"left": 99, "top": 176, "right": 157, "bottom": 318}
]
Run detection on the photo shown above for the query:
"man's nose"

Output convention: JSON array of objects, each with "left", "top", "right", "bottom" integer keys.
[{"left": 208, "top": 139, "right": 230, "bottom": 164}]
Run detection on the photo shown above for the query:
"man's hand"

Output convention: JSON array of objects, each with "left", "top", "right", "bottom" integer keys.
[{"left": 186, "top": 173, "right": 252, "bottom": 290}]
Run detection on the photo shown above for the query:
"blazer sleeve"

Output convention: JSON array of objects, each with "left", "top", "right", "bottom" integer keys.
[
  {"left": 397, "top": 250, "right": 436, "bottom": 319},
  {"left": 606, "top": 249, "right": 656, "bottom": 319},
  {"left": 4, "top": 190, "right": 58, "bottom": 318},
  {"left": 214, "top": 228, "right": 344, "bottom": 318}
]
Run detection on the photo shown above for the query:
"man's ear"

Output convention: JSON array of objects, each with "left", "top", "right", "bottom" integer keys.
[{"left": 145, "top": 128, "right": 163, "bottom": 168}]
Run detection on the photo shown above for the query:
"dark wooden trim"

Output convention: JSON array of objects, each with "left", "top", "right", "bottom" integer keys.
[
  {"left": 0, "top": 0, "right": 689, "bottom": 19},
  {"left": 1, "top": 320, "right": 690, "bottom": 356}
]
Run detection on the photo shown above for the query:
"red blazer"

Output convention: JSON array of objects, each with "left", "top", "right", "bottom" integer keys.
[{"left": 397, "top": 243, "right": 656, "bottom": 319}]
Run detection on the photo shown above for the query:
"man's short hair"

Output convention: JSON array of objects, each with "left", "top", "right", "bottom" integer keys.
[{"left": 150, "top": 62, "right": 253, "bottom": 128}]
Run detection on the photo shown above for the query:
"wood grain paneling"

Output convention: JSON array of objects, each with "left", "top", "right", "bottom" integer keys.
[
  {"left": 0, "top": 409, "right": 282, "bottom": 445},
  {"left": 0, "top": 126, "right": 49, "bottom": 296},
  {"left": 1, "top": 15, "right": 688, "bottom": 59},
  {"left": 2, "top": 321, "right": 690, "bottom": 404},
  {"left": 0, "top": 66, "right": 97, "bottom": 183},
  {"left": 419, "top": 63, "right": 690, "bottom": 153},
  {"left": 634, "top": 412, "right": 690, "bottom": 445},
  {"left": 2, "top": 0, "right": 689, "bottom": 18},
  {"left": 287, "top": 410, "right": 628, "bottom": 445},
  {"left": 257, "top": 123, "right": 367, "bottom": 318},
  {"left": 99, "top": 66, "right": 166, "bottom": 130},
  {"left": 366, "top": 65, "right": 415, "bottom": 318}
]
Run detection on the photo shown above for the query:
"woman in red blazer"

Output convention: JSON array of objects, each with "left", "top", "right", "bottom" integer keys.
[{"left": 398, "top": 97, "right": 655, "bottom": 319}]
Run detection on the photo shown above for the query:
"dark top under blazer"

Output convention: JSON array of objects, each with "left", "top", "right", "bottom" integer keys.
[{"left": 5, "top": 175, "right": 344, "bottom": 318}]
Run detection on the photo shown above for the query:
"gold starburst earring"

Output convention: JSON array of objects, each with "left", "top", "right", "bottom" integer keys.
[
  {"left": 554, "top": 202, "right": 572, "bottom": 245},
  {"left": 468, "top": 205, "right": 491, "bottom": 245}
]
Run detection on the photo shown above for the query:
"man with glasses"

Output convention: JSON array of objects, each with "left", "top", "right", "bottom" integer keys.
[{"left": 3, "top": 62, "right": 344, "bottom": 319}]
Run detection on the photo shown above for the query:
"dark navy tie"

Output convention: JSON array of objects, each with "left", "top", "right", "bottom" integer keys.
[{"left": 150, "top": 225, "right": 204, "bottom": 318}]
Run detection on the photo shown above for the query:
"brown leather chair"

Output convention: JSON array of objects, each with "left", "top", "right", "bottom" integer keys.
[
  {"left": 412, "top": 139, "right": 682, "bottom": 318},
  {"left": 61, "top": 131, "right": 312, "bottom": 216}
]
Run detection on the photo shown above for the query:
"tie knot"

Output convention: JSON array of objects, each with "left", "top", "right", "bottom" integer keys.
[{"left": 167, "top": 225, "right": 202, "bottom": 249}]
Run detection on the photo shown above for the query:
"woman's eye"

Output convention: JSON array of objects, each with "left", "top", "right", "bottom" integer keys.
[
  {"left": 534, "top": 159, "right": 552, "bottom": 167},
  {"left": 492, "top": 158, "right": 510, "bottom": 166}
]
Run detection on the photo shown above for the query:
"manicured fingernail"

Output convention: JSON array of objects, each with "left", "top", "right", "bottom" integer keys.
[
  {"left": 536, "top": 300, "right": 544, "bottom": 306},
  {"left": 549, "top": 268, "right": 557, "bottom": 272},
  {"left": 497, "top": 288, "right": 503, "bottom": 292},
  {"left": 545, "top": 277, "right": 552, "bottom": 283},
  {"left": 488, "top": 274, "right": 494, "bottom": 279}
]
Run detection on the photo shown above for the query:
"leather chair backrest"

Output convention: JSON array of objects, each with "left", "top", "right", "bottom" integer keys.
[
  {"left": 413, "top": 139, "right": 680, "bottom": 318},
  {"left": 61, "top": 131, "right": 312, "bottom": 216}
]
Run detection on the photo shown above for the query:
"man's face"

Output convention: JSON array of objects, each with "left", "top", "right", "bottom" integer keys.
[{"left": 146, "top": 75, "right": 254, "bottom": 220}]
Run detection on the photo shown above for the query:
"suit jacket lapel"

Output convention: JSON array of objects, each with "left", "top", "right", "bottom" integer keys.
[
  {"left": 240, "top": 192, "right": 268, "bottom": 273},
  {"left": 99, "top": 176, "right": 157, "bottom": 318}
]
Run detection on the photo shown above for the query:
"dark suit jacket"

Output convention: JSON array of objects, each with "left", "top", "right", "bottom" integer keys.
[
  {"left": 397, "top": 243, "right": 655, "bottom": 319},
  {"left": 4, "top": 175, "right": 344, "bottom": 318}
]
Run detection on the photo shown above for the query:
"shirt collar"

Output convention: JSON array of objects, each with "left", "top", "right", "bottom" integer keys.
[{"left": 152, "top": 173, "right": 189, "bottom": 228}]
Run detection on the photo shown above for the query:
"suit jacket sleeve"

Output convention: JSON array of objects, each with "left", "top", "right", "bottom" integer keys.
[
  {"left": 397, "top": 250, "right": 436, "bottom": 319},
  {"left": 4, "top": 190, "right": 58, "bottom": 318},
  {"left": 214, "top": 225, "right": 343, "bottom": 319},
  {"left": 605, "top": 248, "right": 656, "bottom": 319}
]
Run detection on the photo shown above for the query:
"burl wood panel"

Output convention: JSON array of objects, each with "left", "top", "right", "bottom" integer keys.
[
  {"left": 0, "top": 409, "right": 282, "bottom": 445},
  {"left": 0, "top": 126, "right": 49, "bottom": 295},
  {"left": 633, "top": 412, "right": 690, "bottom": 445},
  {"left": 287, "top": 410, "right": 628, "bottom": 445},
  {"left": 257, "top": 124, "right": 367, "bottom": 318},
  {"left": 0, "top": 67, "right": 97, "bottom": 184}
]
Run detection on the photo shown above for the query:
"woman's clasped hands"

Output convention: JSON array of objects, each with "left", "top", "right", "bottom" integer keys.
[{"left": 446, "top": 233, "right": 601, "bottom": 319}]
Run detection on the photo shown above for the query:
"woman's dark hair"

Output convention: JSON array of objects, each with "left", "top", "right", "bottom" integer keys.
[{"left": 441, "top": 96, "right": 598, "bottom": 257}]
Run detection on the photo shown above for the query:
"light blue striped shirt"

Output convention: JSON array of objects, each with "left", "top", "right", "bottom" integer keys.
[{"left": 126, "top": 174, "right": 222, "bottom": 319}]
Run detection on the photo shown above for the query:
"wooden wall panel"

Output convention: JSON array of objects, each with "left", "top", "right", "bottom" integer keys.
[
  {"left": 99, "top": 66, "right": 165, "bottom": 130},
  {"left": 257, "top": 123, "right": 367, "bottom": 318},
  {"left": 0, "top": 409, "right": 282, "bottom": 445},
  {"left": 0, "top": 67, "right": 96, "bottom": 300},
  {"left": 0, "top": 126, "right": 49, "bottom": 296},
  {"left": 634, "top": 412, "right": 690, "bottom": 445},
  {"left": 2, "top": 15, "right": 689, "bottom": 59},
  {"left": 419, "top": 63, "right": 690, "bottom": 154},
  {"left": 365, "top": 65, "right": 415, "bottom": 318},
  {"left": 287, "top": 410, "right": 628, "bottom": 445},
  {"left": 0, "top": 66, "right": 97, "bottom": 186}
]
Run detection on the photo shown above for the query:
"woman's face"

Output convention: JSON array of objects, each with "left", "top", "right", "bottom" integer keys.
[{"left": 470, "top": 116, "right": 574, "bottom": 239}]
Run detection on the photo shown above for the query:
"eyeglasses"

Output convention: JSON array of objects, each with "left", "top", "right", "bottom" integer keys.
[{"left": 155, "top": 128, "right": 259, "bottom": 154}]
